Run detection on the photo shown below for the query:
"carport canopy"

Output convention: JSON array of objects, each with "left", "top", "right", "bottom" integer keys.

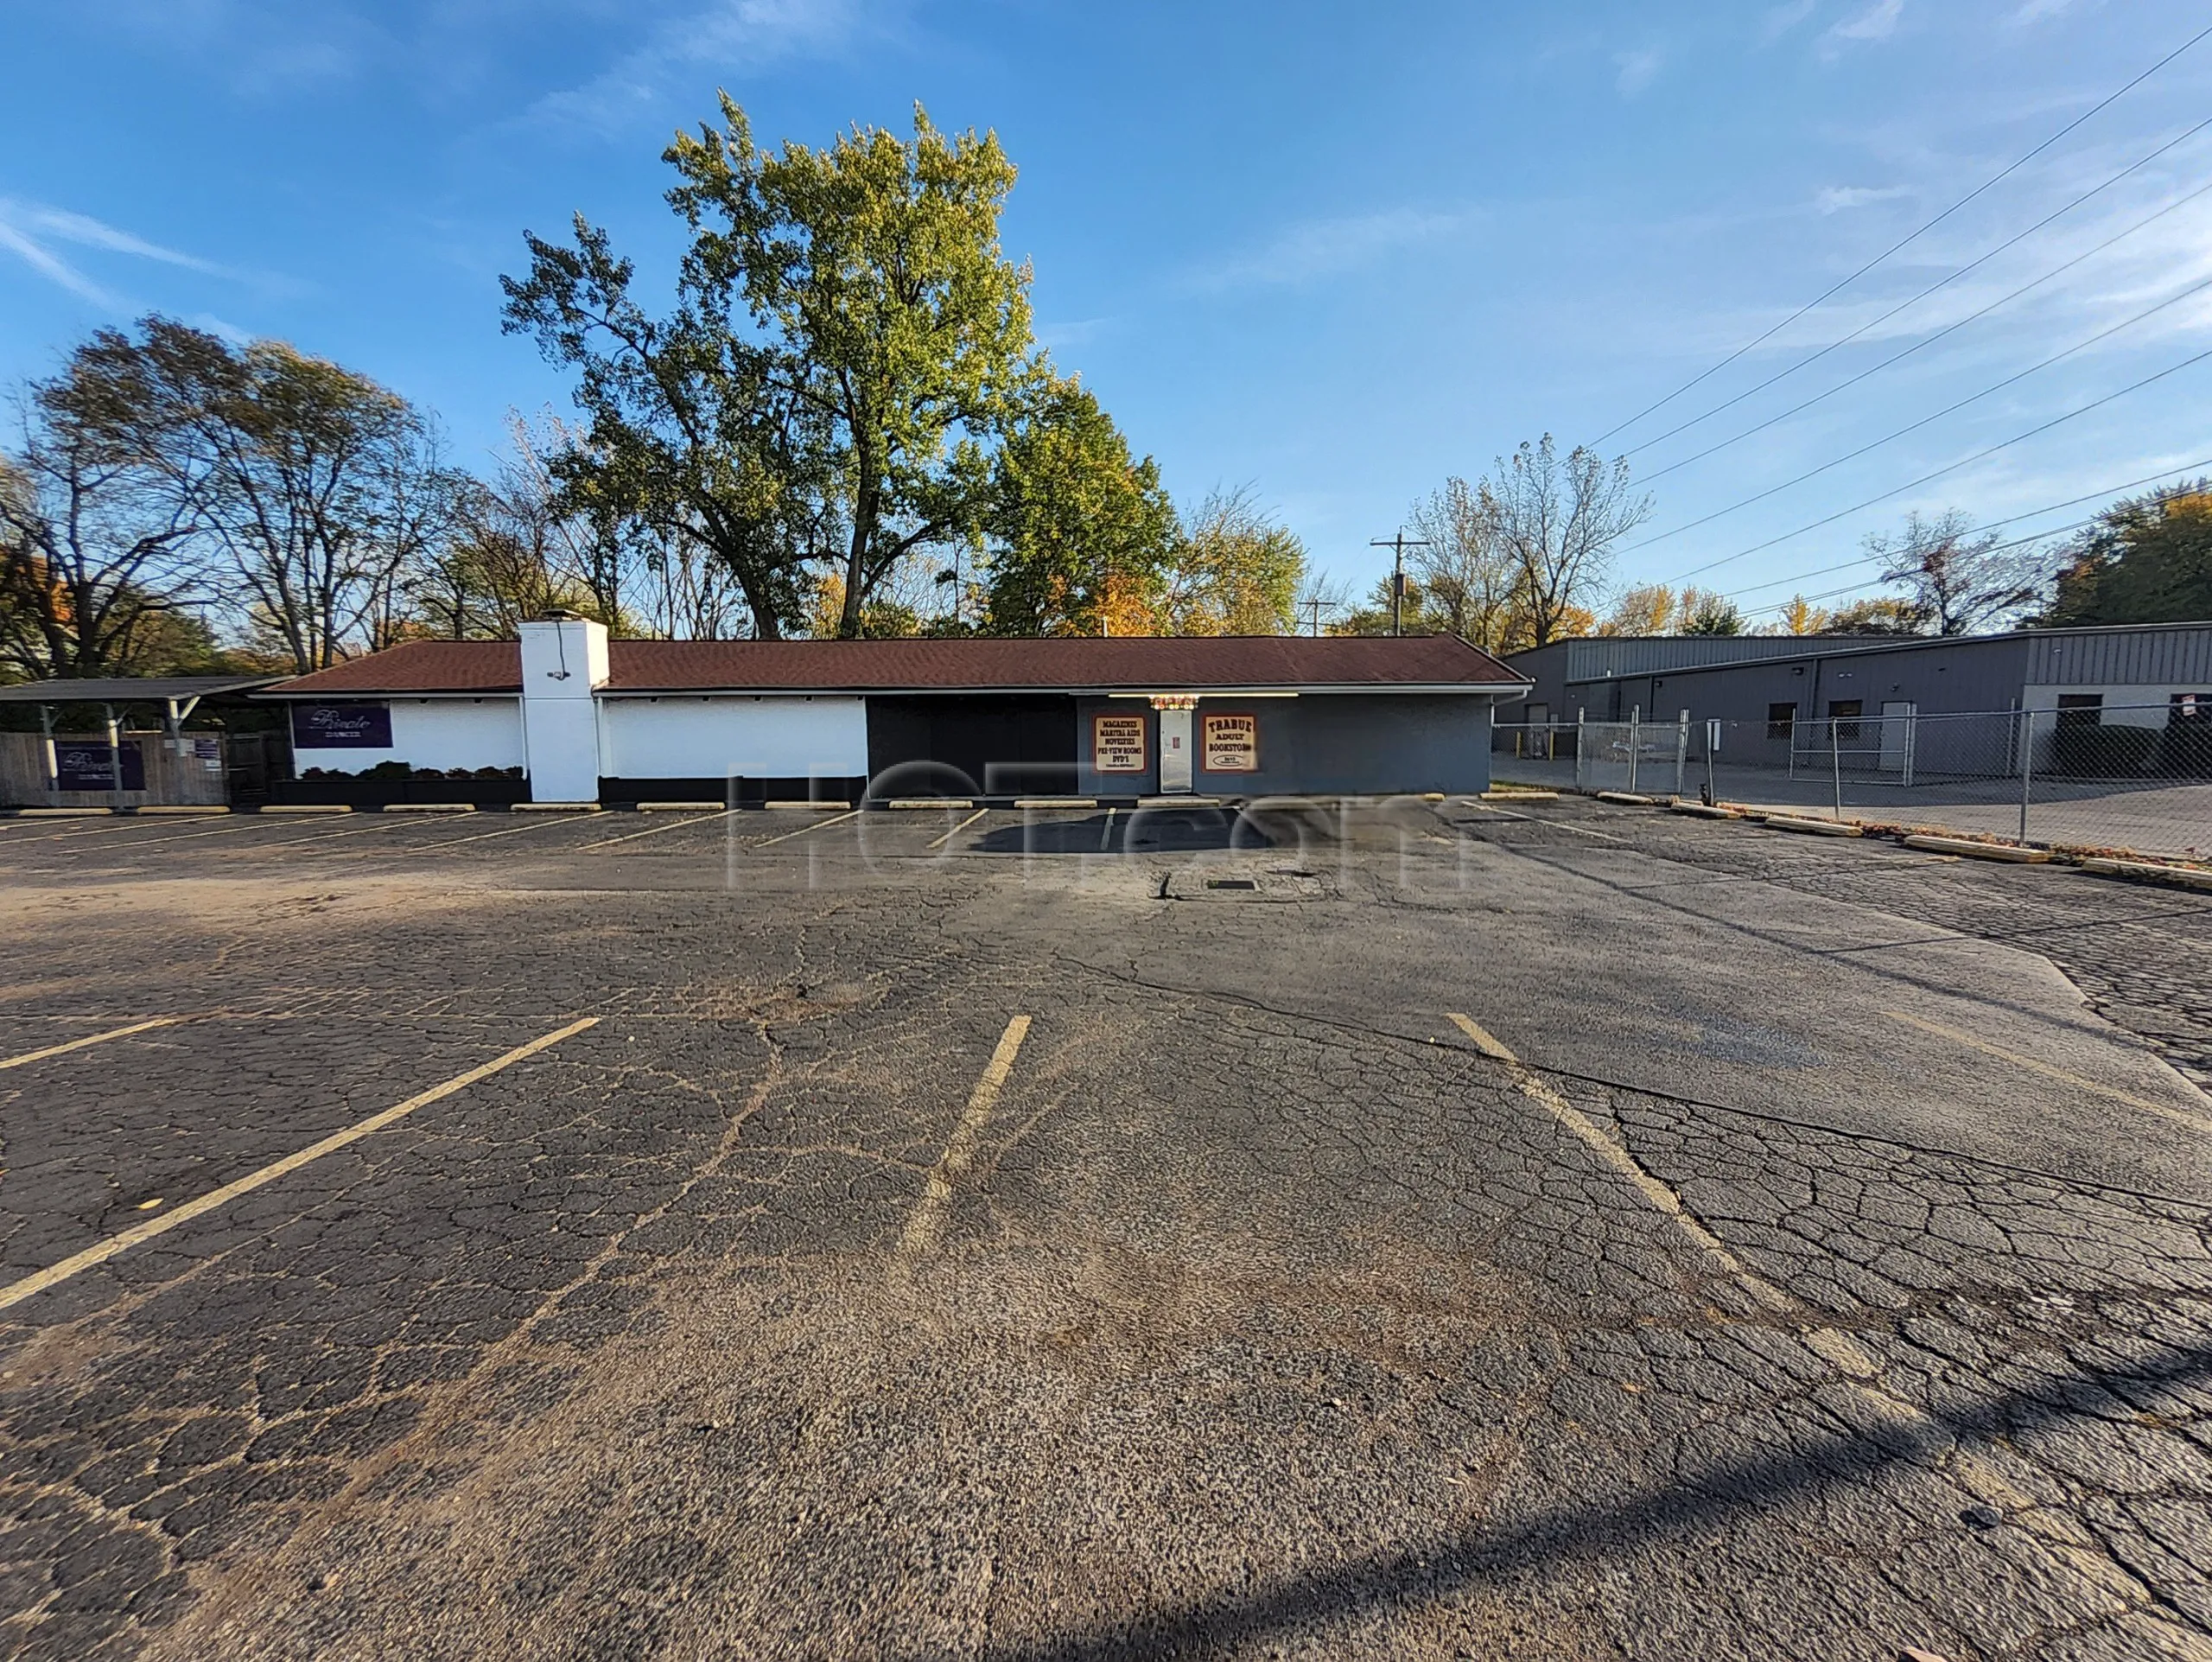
[{"left": 0, "top": 675, "right": 285, "bottom": 732}]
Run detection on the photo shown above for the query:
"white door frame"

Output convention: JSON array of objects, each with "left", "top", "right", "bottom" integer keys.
[{"left": 1159, "top": 706, "right": 1193, "bottom": 793}]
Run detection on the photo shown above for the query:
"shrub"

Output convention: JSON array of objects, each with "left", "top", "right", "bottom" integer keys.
[{"left": 364, "top": 760, "right": 414, "bottom": 779}]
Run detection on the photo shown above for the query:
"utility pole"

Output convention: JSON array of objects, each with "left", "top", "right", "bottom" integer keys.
[
  {"left": 1370, "top": 530, "right": 1431, "bottom": 636},
  {"left": 1299, "top": 595, "right": 1338, "bottom": 636}
]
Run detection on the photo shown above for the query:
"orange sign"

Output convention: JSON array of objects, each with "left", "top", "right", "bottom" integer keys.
[
  {"left": 1093, "top": 713, "right": 1147, "bottom": 773},
  {"left": 1202, "top": 713, "right": 1258, "bottom": 772}
]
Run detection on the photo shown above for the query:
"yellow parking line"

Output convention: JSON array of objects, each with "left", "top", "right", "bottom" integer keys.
[
  {"left": 926, "top": 807, "right": 990, "bottom": 851},
  {"left": 582, "top": 810, "right": 732, "bottom": 850},
  {"left": 374, "top": 814, "right": 582, "bottom": 851},
  {"left": 753, "top": 807, "right": 861, "bottom": 848},
  {"left": 0, "top": 1016, "right": 600, "bottom": 1314},
  {"left": 1446, "top": 1016, "right": 1790, "bottom": 1304},
  {"left": 898, "top": 1014, "right": 1032, "bottom": 1259},
  {"left": 0, "top": 1017, "right": 178, "bottom": 1071},
  {"left": 1883, "top": 1009, "right": 2212, "bottom": 1135}
]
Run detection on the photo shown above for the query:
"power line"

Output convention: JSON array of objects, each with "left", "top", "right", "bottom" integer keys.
[
  {"left": 1635, "top": 157, "right": 2212, "bottom": 482},
  {"left": 1592, "top": 22, "right": 2212, "bottom": 448},
  {"left": 1661, "top": 347, "right": 2212, "bottom": 583},
  {"left": 1629, "top": 274, "right": 2212, "bottom": 557},
  {"left": 1730, "top": 522, "right": 2091, "bottom": 616},
  {"left": 1717, "top": 454, "right": 2212, "bottom": 602}
]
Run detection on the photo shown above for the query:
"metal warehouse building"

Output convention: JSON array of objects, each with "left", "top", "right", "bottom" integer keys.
[
  {"left": 258, "top": 617, "right": 1529, "bottom": 806},
  {"left": 1508, "top": 622, "right": 2212, "bottom": 734}
]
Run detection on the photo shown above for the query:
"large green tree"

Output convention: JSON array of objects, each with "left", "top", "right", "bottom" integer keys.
[
  {"left": 982, "top": 376, "right": 1176, "bottom": 635},
  {"left": 502, "top": 214, "right": 830, "bottom": 639},
  {"left": 1160, "top": 489, "right": 1306, "bottom": 634},
  {"left": 666, "top": 97, "right": 1039, "bottom": 638},
  {"left": 2040, "top": 482, "right": 2212, "bottom": 627}
]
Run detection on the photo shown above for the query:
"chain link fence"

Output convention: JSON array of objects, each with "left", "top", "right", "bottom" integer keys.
[{"left": 1494, "top": 702, "right": 2212, "bottom": 863}]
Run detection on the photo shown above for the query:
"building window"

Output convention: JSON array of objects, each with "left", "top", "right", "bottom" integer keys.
[
  {"left": 1827, "top": 698, "right": 1863, "bottom": 742},
  {"left": 2056, "top": 693, "right": 2104, "bottom": 729},
  {"left": 1766, "top": 702, "right": 1796, "bottom": 740}
]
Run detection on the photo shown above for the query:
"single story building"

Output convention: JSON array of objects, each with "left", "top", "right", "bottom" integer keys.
[
  {"left": 256, "top": 619, "right": 1529, "bottom": 806},
  {"left": 1502, "top": 622, "right": 2212, "bottom": 780},
  {"left": 1508, "top": 623, "right": 2212, "bottom": 732}
]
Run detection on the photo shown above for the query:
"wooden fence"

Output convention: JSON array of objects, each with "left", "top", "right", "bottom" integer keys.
[{"left": 0, "top": 730, "right": 233, "bottom": 808}]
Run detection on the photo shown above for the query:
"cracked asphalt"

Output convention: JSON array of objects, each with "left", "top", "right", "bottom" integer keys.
[{"left": 0, "top": 795, "right": 2208, "bottom": 1660}]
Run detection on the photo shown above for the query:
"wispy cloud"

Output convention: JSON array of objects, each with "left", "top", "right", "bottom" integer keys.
[
  {"left": 1816, "top": 184, "right": 1911, "bottom": 214},
  {"left": 1759, "top": 1, "right": 1817, "bottom": 45},
  {"left": 1822, "top": 0, "right": 1904, "bottom": 51},
  {"left": 0, "top": 220, "right": 126, "bottom": 308},
  {"left": 1191, "top": 207, "right": 1469, "bottom": 293},
  {"left": 1613, "top": 44, "right": 1664, "bottom": 96},
  {"left": 2009, "top": 0, "right": 2077, "bottom": 20},
  {"left": 0, "top": 198, "right": 262, "bottom": 315},
  {"left": 531, "top": 0, "right": 873, "bottom": 136}
]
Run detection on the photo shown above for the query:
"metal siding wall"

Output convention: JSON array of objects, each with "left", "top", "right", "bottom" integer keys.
[
  {"left": 1611, "top": 638, "right": 2034, "bottom": 724},
  {"left": 2028, "top": 627, "right": 2212, "bottom": 686}
]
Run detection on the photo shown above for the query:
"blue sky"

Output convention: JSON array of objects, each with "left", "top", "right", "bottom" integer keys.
[{"left": 3, "top": 0, "right": 2208, "bottom": 624}]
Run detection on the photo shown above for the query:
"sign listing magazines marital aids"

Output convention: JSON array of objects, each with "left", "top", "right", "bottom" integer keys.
[
  {"left": 1202, "top": 714, "right": 1258, "bottom": 773},
  {"left": 1092, "top": 713, "right": 1147, "bottom": 773}
]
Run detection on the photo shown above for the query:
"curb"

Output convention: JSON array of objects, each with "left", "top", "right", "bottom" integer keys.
[
  {"left": 2079, "top": 856, "right": 2212, "bottom": 894},
  {"left": 1595, "top": 791, "right": 1662, "bottom": 806},
  {"left": 1669, "top": 802, "right": 1740, "bottom": 819},
  {"left": 258, "top": 805, "right": 353, "bottom": 815},
  {"left": 378, "top": 803, "right": 479, "bottom": 813},
  {"left": 1902, "top": 833, "right": 2050, "bottom": 863},
  {"left": 1014, "top": 797, "right": 1098, "bottom": 810},
  {"left": 635, "top": 801, "right": 723, "bottom": 812},
  {"left": 1763, "top": 814, "right": 1863, "bottom": 837},
  {"left": 880, "top": 798, "right": 974, "bottom": 811},
  {"left": 512, "top": 802, "right": 602, "bottom": 812},
  {"left": 764, "top": 799, "right": 850, "bottom": 811}
]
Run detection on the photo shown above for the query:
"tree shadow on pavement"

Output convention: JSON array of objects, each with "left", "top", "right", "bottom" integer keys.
[{"left": 959, "top": 1339, "right": 2212, "bottom": 1662}]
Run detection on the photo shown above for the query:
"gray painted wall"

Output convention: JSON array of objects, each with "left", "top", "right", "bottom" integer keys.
[
  {"left": 1072, "top": 694, "right": 1493, "bottom": 796},
  {"left": 1509, "top": 625, "right": 2212, "bottom": 732}
]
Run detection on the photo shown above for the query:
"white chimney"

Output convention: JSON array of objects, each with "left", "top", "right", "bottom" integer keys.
[{"left": 519, "top": 615, "right": 610, "bottom": 803}]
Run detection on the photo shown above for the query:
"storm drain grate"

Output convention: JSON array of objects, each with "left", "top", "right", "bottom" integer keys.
[{"left": 1204, "top": 878, "right": 1260, "bottom": 890}]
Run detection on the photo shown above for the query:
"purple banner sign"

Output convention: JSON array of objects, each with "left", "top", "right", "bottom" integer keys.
[{"left": 291, "top": 703, "right": 393, "bottom": 748}]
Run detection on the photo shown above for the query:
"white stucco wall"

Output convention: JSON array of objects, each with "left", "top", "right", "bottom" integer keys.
[
  {"left": 2023, "top": 684, "right": 2212, "bottom": 728},
  {"left": 599, "top": 696, "right": 869, "bottom": 780},
  {"left": 293, "top": 698, "right": 524, "bottom": 773}
]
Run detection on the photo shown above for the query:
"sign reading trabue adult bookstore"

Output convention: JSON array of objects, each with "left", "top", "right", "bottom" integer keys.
[
  {"left": 291, "top": 702, "right": 393, "bottom": 748},
  {"left": 1092, "top": 713, "right": 1147, "bottom": 773},
  {"left": 1202, "top": 713, "right": 1258, "bottom": 773},
  {"left": 54, "top": 742, "right": 145, "bottom": 792}
]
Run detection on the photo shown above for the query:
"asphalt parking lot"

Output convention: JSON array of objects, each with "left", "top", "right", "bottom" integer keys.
[{"left": 2, "top": 797, "right": 2209, "bottom": 1661}]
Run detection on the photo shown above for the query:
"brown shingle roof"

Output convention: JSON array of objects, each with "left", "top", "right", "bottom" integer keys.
[{"left": 264, "top": 634, "right": 1529, "bottom": 697}]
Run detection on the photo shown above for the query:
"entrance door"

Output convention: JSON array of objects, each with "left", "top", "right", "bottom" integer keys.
[
  {"left": 1878, "top": 699, "right": 1916, "bottom": 783},
  {"left": 1159, "top": 707, "right": 1193, "bottom": 793}
]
